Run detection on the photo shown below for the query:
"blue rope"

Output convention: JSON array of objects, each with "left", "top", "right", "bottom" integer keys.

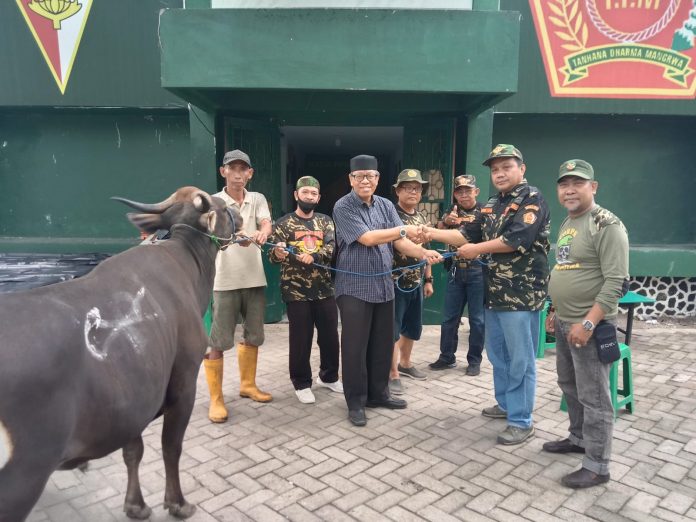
[{"left": 235, "top": 236, "right": 488, "bottom": 291}]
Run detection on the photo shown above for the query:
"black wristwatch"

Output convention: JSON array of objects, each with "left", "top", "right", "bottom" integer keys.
[
  {"left": 582, "top": 319, "right": 595, "bottom": 331},
  {"left": 424, "top": 277, "right": 433, "bottom": 283}
]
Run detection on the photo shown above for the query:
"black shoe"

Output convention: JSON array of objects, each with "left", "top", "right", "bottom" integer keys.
[
  {"left": 348, "top": 408, "right": 366, "bottom": 426},
  {"left": 561, "top": 467, "right": 610, "bottom": 489},
  {"left": 366, "top": 397, "right": 407, "bottom": 409},
  {"left": 429, "top": 359, "right": 456, "bottom": 370},
  {"left": 465, "top": 365, "right": 480, "bottom": 376},
  {"left": 542, "top": 438, "right": 585, "bottom": 454}
]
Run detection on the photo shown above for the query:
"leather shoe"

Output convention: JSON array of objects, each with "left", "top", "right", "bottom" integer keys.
[
  {"left": 366, "top": 397, "right": 407, "bottom": 409},
  {"left": 561, "top": 467, "right": 610, "bottom": 489},
  {"left": 542, "top": 438, "right": 585, "bottom": 454},
  {"left": 348, "top": 408, "right": 366, "bottom": 426}
]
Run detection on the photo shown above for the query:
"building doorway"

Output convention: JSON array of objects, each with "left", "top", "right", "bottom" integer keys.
[{"left": 280, "top": 126, "right": 403, "bottom": 215}]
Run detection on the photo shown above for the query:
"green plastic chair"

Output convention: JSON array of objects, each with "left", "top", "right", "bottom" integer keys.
[
  {"left": 537, "top": 301, "right": 556, "bottom": 359},
  {"left": 560, "top": 343, "right": 634, "bottom": 417}
]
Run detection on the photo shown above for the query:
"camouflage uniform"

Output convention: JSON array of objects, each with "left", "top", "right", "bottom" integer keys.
[
  {"left": 269, "top": 213, "right": 335, "bottom": 302},
  {"left": 478, "top": 144, "right": 551, "bottom": 437},
  {"left": 392, "top": 207, "right": 430, "bottom": 290},
  {"left": 480, "top": 181, "right": 551, "bottom": 311},
  {"left": 432, "top": 198, "right": 486, "bottom": 368},
  {"left": 269, "top": 209, "right": 339, "bottom": 391},
  {"left": 443, "top": 203, "right": 483, "bottom": 270},
  {"left": 391, "top": 204, "right": 430, "bottom": 344}
]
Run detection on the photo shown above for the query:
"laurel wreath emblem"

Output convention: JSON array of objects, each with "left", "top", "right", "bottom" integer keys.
[{"left": 547, "top": 0, "right": 589, "bottom": 52}]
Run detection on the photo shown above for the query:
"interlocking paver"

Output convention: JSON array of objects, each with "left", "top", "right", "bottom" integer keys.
[{"left": 24, "top": 323, "right": 696, "bottom": 521}]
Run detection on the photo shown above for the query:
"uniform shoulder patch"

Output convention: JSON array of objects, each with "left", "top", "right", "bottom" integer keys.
[
  {"left": 524, "top": 205, "right": 539, "bottom": 211},
  {"left": 523, "top": 212, "right": 537, "bottom": 224},
  {"left": 591, "top": 206, "right": 621, "bottom": 230}
]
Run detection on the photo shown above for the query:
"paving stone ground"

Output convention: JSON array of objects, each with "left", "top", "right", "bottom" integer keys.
[{"left": 28, "top": 321, "right": 696, "bottom": 521}]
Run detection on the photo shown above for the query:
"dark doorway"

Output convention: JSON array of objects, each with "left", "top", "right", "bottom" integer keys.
[{"left": 280, "top": 126, "right": 403, "bottom": 215}]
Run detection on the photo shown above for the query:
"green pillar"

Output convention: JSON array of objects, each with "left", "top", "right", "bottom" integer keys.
[
  {"left": 188, "top": 104, "right": 218, "bottom": 193},
  {"left": 466, "top": 108, "right": 494, "bottom": 200}
]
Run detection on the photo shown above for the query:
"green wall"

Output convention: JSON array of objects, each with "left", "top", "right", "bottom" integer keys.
[
  {"left": 493, "top": 113, "right": 696, "bottom": 276},
  {"left": 0, "top": 109, "right": 191, "bottom": 252},
  {"left": 0, "top": 0, "right": 183, "bottom": 107}
]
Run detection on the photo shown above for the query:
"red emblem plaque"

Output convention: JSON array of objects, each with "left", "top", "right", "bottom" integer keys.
[{"left": 530, "top": 0, "right": 696, "bottom": 98}]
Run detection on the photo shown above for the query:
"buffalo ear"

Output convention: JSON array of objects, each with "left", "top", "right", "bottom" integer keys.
[
  {"left": 126, "top": 212, "right": 164, "bottom": 233},
  {"left": 193, "top": 193, "right": 213, "bottom": 213},
  {"left": 203, "top": 211, "right": 217, "bottom": 234}
]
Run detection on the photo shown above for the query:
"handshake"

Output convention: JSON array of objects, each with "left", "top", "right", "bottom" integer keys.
[
  {"left": 401, "top": 223, "right": 480, "bottom": 262},
  {"left": 400, "top": 224, "right": 442, "bottom": 265},
  {"left": 401, "top": 224, "right": 433, "bottom": 245}
]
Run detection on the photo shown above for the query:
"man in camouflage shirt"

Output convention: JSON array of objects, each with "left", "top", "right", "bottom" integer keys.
[
  {"left": 270, "top": 176, "right": 343, "bottom": 404},
  {"left": 425, "top": 144, "right": 550, "bottom": 445},
  {"left": 388, "top": 169, "right": 433, "bottom": 396},
  {"left": 429, "top": 174, "right": 485, "bottom": 376}
]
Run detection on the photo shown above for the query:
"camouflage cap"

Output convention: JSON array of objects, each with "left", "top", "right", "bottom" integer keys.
[
  {"left": 222, "top": 149, "right": 252, "bottom": 167},
  {"left": 558, "top": 159, "right": 594, "bottom": 181},
  {"left": 453, "top": 174, "right": 477, "bottom": 189},
  {"left": 296, "top": 176, "right": 320, "bottom": 190},
  {"left": 482, "top": 144, "right": 524, "bottom": 166},
  {"left": 393, "top": 168, "right": 428, "bottom": 188}
]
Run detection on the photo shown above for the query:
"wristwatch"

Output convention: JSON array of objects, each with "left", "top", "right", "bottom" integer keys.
[
  {"left": 582, "top": 319, "right": 595, "bottom": 331},
  {"left": 424, "top": 277, "right": 433, "bottom": 283},
  {"left": 399, "top": 226, "right": 407, "bottom": 239}
]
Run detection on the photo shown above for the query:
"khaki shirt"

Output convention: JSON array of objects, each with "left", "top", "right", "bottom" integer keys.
[{"left": 213, "top": 188, "right": 271, "bottom": 291}]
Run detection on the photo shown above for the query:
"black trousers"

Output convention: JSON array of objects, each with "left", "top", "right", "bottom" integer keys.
[
  {"left": 286, "top": 297, "right": 340, "bottom": 390},
  {"left": 336, "top": 295, "right": 394, "bottom": 410}
]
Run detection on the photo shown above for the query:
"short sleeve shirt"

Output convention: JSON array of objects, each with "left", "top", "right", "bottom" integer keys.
[
  {"left": 441, "top": 203, "right": 483, "bottom": 269},
  {"left": 480, "top": 181, "right": 551, "bottom": 311},
  {"left": 269, "top": 212, "right": 336, "bottom": 302},
  {"left": 333, "top": 191, "right": 402, "bottom": 303},
  {"left": 213, "top": 188, "right": 271, "bottom": 291},
  {"left": 392, "top": 206, "right": 430, "bottom": 289}
]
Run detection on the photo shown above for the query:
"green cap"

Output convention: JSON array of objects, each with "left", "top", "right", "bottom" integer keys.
[
  {"left": 453, "top": 174, "right": 477, "bottom": 188},
  {"left": 296, "top": 176, "right": 320, "bottom": 190},
  {"left": 483, "top": 144, "right": 524, "bottom": 166},
  {"left": 393, "top": 168, "right": 428, "bottom": 188},
  {"left": 558, "top": 159, "right": 594, "bottom": 181}
]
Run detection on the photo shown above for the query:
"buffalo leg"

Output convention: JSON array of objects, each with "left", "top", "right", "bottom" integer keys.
[
  {"left": 122, "top": 436, "right": 151, "bottom": 520},
  {"left": 161, "top": 385, "right": 196, "bottom": 519},
  {"left": 0, "top": 461, "right": 53, "bottom": 522}
]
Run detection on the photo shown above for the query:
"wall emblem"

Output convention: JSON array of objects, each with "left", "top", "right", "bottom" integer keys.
[
  {"left": 530, "top": 0, "right": 696, "bottom": 98},
  {"left": 16, "top": 0, "right": 93, "bottom": 94}
]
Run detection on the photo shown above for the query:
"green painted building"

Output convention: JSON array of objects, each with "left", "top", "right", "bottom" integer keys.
[{"left": 1, "top": 0, "right": 694, "bottom": 319}]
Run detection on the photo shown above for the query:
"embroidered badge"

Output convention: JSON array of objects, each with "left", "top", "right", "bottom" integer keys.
[{"left": 523, "top": 212, "right": 537, "bottom": 224}]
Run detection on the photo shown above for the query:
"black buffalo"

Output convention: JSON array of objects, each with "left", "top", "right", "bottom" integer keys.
[{"left": 0, "top": 187, "right": 242, "bottom": 521}]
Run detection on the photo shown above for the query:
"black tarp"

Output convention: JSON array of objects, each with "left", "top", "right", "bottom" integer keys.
[{"left": 0, "top": 253, "right": 110, "bottom": 294}]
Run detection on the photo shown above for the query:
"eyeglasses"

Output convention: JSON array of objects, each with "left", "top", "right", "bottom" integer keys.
[
  {"left": 351, "top": 173, "right": 379, "bottom": 182},
  {"left": 400, "top": 185, "right": 423, "bottom": 193}
]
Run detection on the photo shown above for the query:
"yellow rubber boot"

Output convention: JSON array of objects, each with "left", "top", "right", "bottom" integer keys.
[
  {"left": 203, "top": 358, "right": 229, "bottom": 423},
  {"left": 237, "top": 343, "right": 273, "bottom": 402}
]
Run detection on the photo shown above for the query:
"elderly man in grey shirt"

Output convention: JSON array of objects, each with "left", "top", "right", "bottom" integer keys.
[{"left": 333, "top": 154, "right": 441, "bottom": 427}]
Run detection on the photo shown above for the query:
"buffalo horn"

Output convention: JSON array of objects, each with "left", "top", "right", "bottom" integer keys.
[{"left": 110, "top": 194, "right": 176, "bottom": 214}]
